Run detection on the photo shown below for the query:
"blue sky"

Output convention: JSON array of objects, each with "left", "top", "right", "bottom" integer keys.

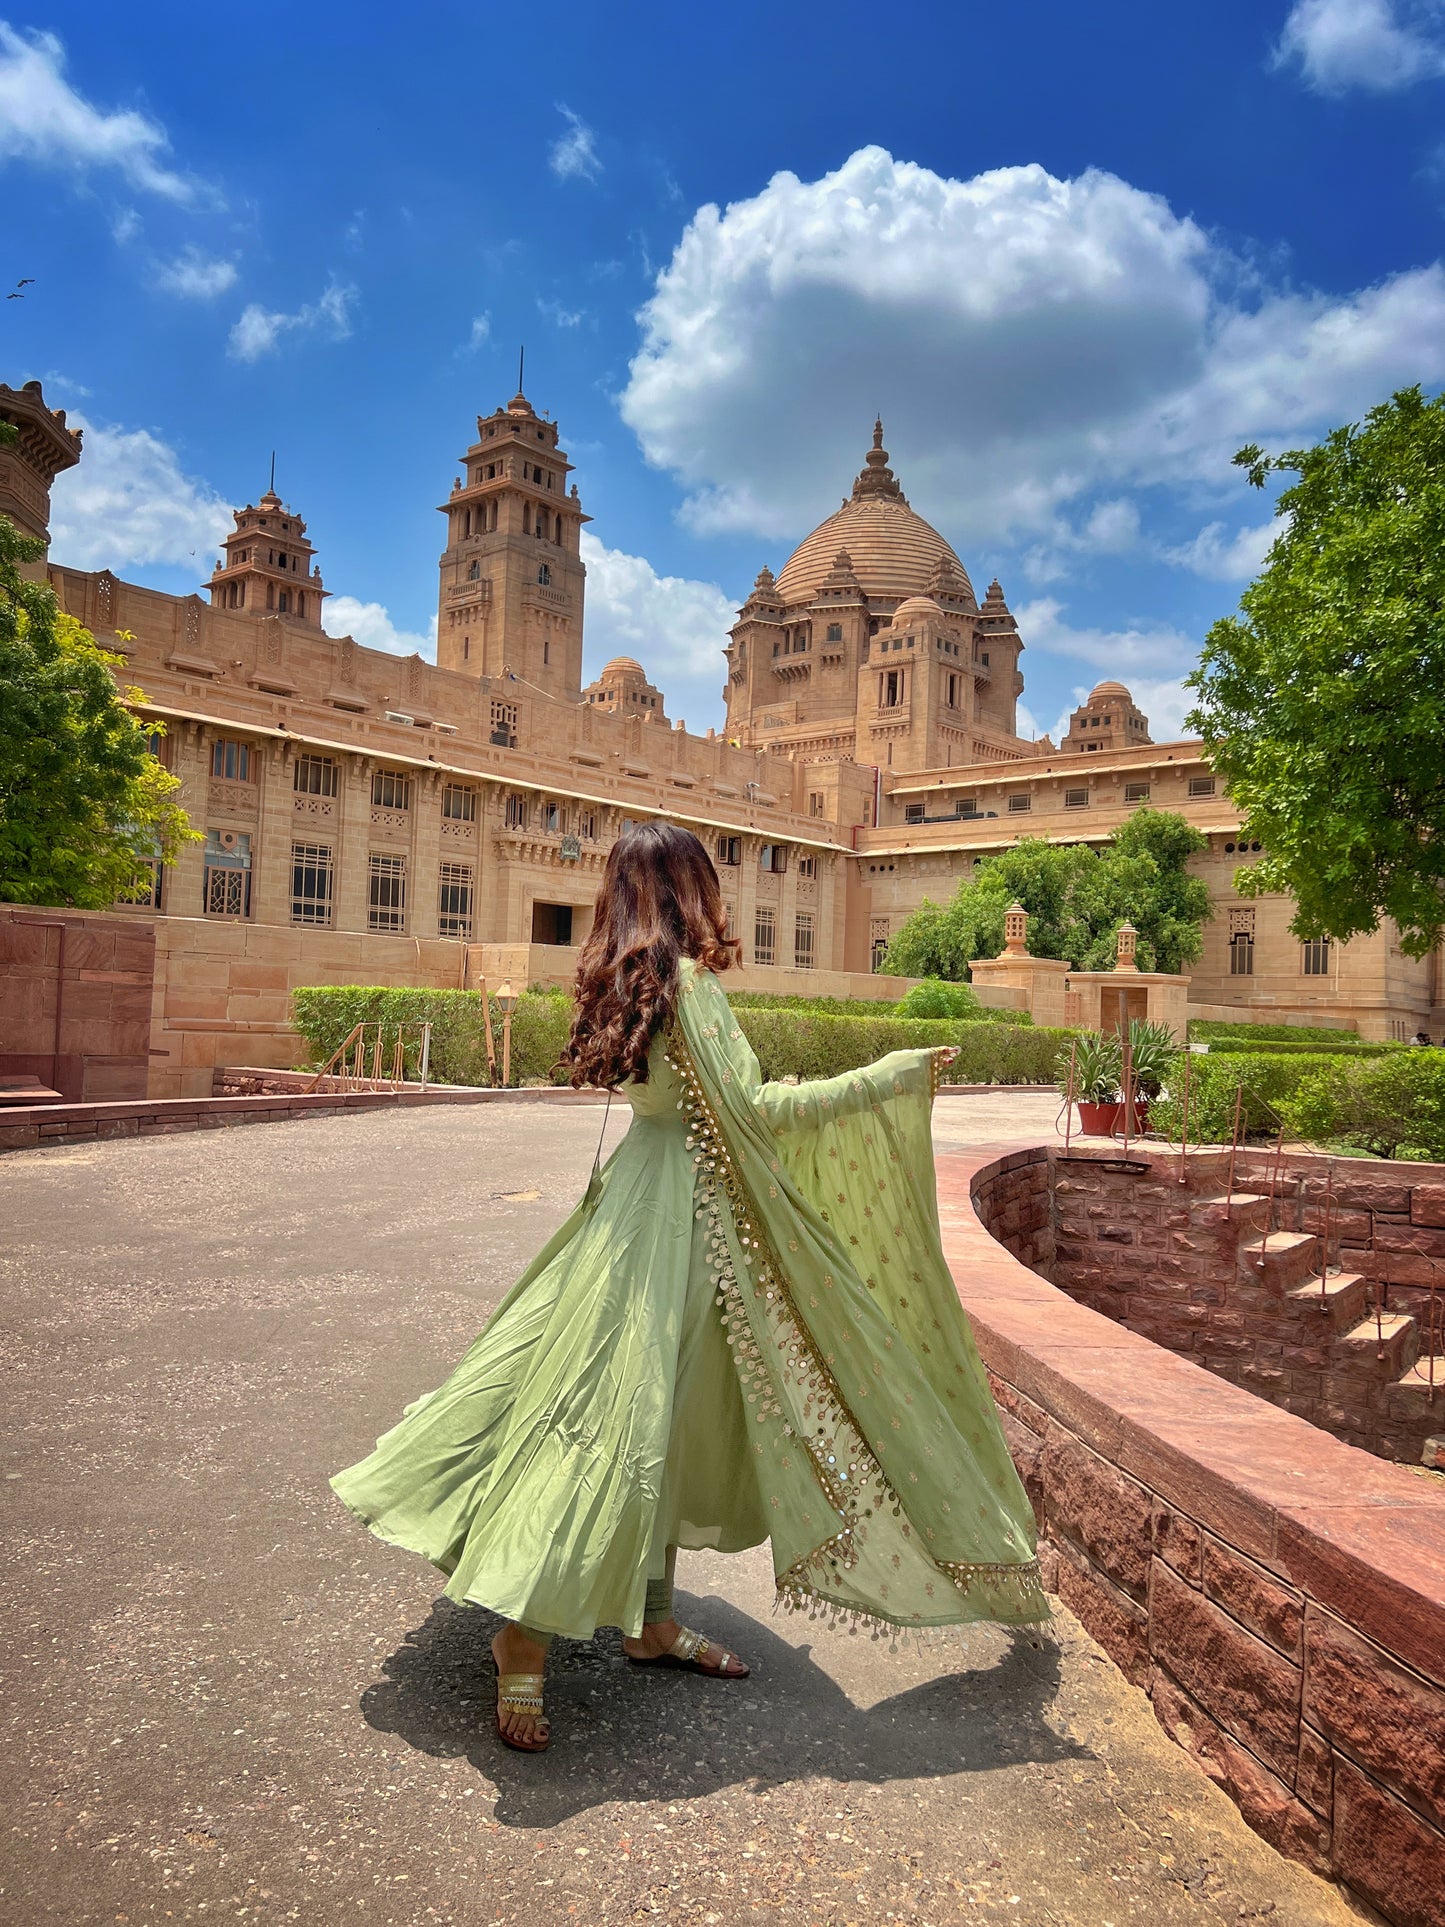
[{"left": 6, "top": 1, "right": 1445, "bottom": 741}]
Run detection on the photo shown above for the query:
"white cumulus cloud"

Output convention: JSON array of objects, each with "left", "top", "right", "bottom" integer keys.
[
  {"left": 228, "top": 278, "right": 357, "bottom": 362},
  {"left": 155, "top": 247, "right": 238, "bottom": 299},
  {"left": 549, "top": 105, "right": 600, "bottom": 183},
  {"left": 580, "top": 531, "right": 736, "bottom": 729},
  {"left": 48, "top": 413, "right": 233, "bottom": 572},
  {"left": 0, "top": 23, "right": 201, "bottom": 201},
  {"left": 620, "top": 147, "right": 1445, "bottom": 561},
  {"left": 1274, "top": 0, "right": 1445, "bottom": 92},
  {"left": 323, "top": 597, "right": 437, "bottom": 661},
  {"left": 1020, "top": 600, "right": 1201, "bottom": 743},
  {"left": 1164, "top": 518, "right": 1281, "bottom": 581}
]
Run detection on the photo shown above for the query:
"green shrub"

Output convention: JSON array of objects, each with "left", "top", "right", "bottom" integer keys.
[
  {"left": 1280, "top": 1053, "right": 1445, "bottom": 1160},
  {"left": 894, "top": 978, "right": 983, "bottom": 1020},
  {"left": 1151, "top": 1050, "right": 1349, "bottom": 1143},
  {"left": 735, "top": 1009, "right": 1074, "bottom": 1085}
]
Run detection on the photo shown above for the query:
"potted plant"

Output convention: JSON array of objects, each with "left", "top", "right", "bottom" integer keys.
[
  {"left": 1121, "top": 1019, "right": 1181, "bottom": 1132},
  {"left": 1058, "top": 1030, "right": 1123, "bottom": 1136}
]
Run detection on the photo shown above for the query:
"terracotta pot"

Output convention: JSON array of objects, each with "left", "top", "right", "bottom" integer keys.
[{"left": 1077, "top": 1099, "right": 1122, "bottom": 1136}]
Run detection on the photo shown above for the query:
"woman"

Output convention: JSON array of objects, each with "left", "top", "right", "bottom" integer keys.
[{"left": 330, "top": 824, "right": 1045, "bottom": 1753}]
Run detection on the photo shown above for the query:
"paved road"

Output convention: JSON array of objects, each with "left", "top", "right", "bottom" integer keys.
[{"left": 1, "top": 1103, "right": 1363, "bottom": 1927}]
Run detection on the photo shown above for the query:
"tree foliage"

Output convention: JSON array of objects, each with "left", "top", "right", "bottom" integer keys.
[
  {"left": 881, "top": 809, "right": 1211, "bottom": 980},
  {"left": 0, "top": 493, "right": 195, "bottom": 908},
  {"left": 1186, "top": 384, "right": 1445, "bottom": 957}
]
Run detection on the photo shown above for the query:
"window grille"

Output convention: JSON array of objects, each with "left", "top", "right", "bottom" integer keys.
[
  {"left": 1229, "top": 934, "right": 1254, "bottom": 977},
  {"left": 438, "top": 862, "right": 474, "bottom": 940},
  {"left": 579, "top": 809, "right": 597, "bottom": 840},
  {"left": 794, "top": 912, "right": 815, "bottom": 970},
  {"left": 1064, "top": 788, "right": 1088, "bottom": 809},
  {"left": 504, "top": 793, "right": 527, "bottom": 830},
  {"left": 1125, "top": 782, "right": 1150, "bottom": 803},
  {"left": 441, "top": 784, "right": 477, "bottom": 821},
  {"left": 715, "top": 835, "right": 741, "bottom": 866},
  {"left": 870, "top": 916, "right": 890, "bottom": 973},
  {"left": 1007, "top": 793, "right": 1032, "bottom": 814},
  {"left": 203, "top": 829, "right": 252, "bottom": 918},
  {"left": 905, "top": 803, "right": 925, "bottom": 823},
  {"left": 491, "top": 700, "right": 518, "bottom": 748},
  {"left": 293, "top": 754, "right": 338, "bottom": 797},
  {"left": 371, "top": 770, "right": 411, "bottom": 810},
  {"left": 1302, "top": 938, "right": 1332, "bottom": 976},
  {"left": 368, "top": 853, "right": 407, "bottom": 933},
  {"left": 1188, "top": 774, "right": 1217, "bottom": 798},
  {"left": 953, "top": 798, "right": 976, "bottom": 817},
  {"left": 211, "top": 738, "right": 253, "bottom": 782},
  {"left": 825, "top": 623, "right": 842, "bottom": 642},
  {"left": 291, "top": 842, "right": 334, "bottom": 926},
  {"left": 754, "top": 904, "right": 776, "bottom": 966}
]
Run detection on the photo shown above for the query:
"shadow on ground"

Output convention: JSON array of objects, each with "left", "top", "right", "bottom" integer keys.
[{"left": 359, "top": 1587, "right": 1087, "bottom": 1826}]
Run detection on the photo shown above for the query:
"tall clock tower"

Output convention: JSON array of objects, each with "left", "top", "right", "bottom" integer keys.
[{"left": 436, "top": 390, "right": 589, "bottom": 700}]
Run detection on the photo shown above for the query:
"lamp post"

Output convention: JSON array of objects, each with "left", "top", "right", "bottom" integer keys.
[{"left": 496, "top": 979, "right": 517, "bottom": 1088}]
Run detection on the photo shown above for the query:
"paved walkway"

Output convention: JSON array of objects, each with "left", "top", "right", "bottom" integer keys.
[{"left": 0, "top": 1104, "right": 1364, "bottom": 1926}]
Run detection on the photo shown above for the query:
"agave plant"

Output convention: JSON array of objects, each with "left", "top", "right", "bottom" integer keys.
[
  {"left": 1124, "top": 1018, "right": 1181, "bottom": 1099},
  {"left": 1056, "top": 1029, "right": 1122, "bottom": 1102}
]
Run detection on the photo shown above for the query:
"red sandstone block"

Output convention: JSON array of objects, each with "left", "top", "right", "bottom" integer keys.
[
  {"left": 998, "top": 1411, "right": 1044, "bottom": 1520},
  {"left": 1203, "top": 1537, "right": 1304, "bottom": 1659},
  {"left": 138, "top": 1119, "right": 198, "bottom": 1135},
  {"left": 1042, "top": 1428, "right": 1153, "bottom": 1602},
  {"left": 1152, "top": 1500, "right": 1203, "bottom": 1585},
  {"left": 1409, "top": 1184, "right": 1445, "bottom": 1229},
  {"left": 1302, "top": 1605, "right": 1445, "bottom": 1824},
  {"left": 1296, "top": 1724, "right": 1333, "bottom": 1820},
  {"left": 0, "top": 1124, "right": 40, "bottom": 1150},
  {"left": 1336, "top": 1180, "right": 1414, "bottom": 1214},
  {"left": 1374, "top": 1222, "right": 1445, "bottom": 1260},
  {"left": 94, "top": 1118, "right": 139, "bottom": 1139},
  {"left": 1148, "top": 1559, "right": 1302, "bottom": 1782},
  {"left": 1052, "top": 1535, "right": 1150, "bottom": 1685},
  {"left": 1275, "top": 1503, "right": 1445, "bottom": 1692},
  {"left": 1333, "top": 1759, "right": 1445, "bottom": 1927}
]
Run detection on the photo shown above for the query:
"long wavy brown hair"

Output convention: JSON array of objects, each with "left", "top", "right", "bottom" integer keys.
[{"left": 559, "top": 822, "right": 739, "bottom": 1088}]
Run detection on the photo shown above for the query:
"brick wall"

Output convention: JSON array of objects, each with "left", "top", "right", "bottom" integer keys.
[{"left": 939, "top": 1145, "right": 1445, "bottom": 1927}]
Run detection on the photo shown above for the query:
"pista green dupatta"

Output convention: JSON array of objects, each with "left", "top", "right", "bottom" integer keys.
[{"left": 668, "top": 960, "right": 1047, "bottom": 1634}]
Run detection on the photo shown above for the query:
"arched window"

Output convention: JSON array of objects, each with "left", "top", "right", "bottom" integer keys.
[
  {"left": 297, "top": 591, "right": 306, "bottom": 618},
  {"left": 463, "top": 508, "right": 472, "bottom": 538},
  {"left": 467, "top": 560, "right": 480, "bottom": 580},
  {"left": 538, "top": 563, "right": 552, "bottom": 587},
  {"left": 278, "top": 589, "right": 289, "bottom": 614},
  {"left": 523, "top": 505, "right": 532, "bottom": 535}
]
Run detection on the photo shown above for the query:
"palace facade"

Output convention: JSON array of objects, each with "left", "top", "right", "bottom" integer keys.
[{"left": 2, "top": 376, "right": 1437, "bottom": 1098}]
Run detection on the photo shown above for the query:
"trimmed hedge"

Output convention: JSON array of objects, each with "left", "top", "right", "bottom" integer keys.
[
  {"left": 735, "top": 1009, "right": 1074, "bottom": 1085},
  {"left": 290, "top": 984, "right": 1070, "bottom": 1088},
  {"left": 1187, "top": 1019, "right": 1363, "bottom": 1045},
  {"left": 730, "top": 987, "right": 1032, "bottom": 1026},
  {"left": 1201, "top": 1037, "right": 1401, "bottom": 1058}
]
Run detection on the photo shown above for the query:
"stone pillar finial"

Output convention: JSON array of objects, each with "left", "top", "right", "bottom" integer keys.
[
  {"left": 1116, "top": 920, "right": 1138, "bottom": 972},
  {"left": 1002, "top": 901, "right": 1029, "bottom": 957}
]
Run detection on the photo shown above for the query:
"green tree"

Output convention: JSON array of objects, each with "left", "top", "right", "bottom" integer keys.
[
  {"left": 881, "top": 809, "right": 1209, "bottom": 979},
  {"left": 0, "top": 495, "right": 195, "bottom": 908},
  {"left": 1186, "top": 384, "right": 1445, "bottom": 956}
]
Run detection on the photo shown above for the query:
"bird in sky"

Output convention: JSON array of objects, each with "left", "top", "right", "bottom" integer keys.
[{"left": 7, "top": 279, "right": 35, "bottom": 299}]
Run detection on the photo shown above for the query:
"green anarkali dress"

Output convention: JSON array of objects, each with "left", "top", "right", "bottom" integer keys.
[{"left": 329, "top": 959, "right": 1046, "bottom": 1640}]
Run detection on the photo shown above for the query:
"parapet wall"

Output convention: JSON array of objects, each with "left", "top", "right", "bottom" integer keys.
[{"left": 939, "top": 1145, "right": 1445, "bottom": 1927}]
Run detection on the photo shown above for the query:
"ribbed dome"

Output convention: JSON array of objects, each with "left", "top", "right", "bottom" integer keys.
[
  {"left": 1087, "top": 680, "right": 1132, "bottom": 703},
  {"left": 775, "top": 496, "right": 970, "bottom": 606},
  {"left": 774, "top": 422, "right": 971, "bottom": 606},
  {"left": 601, "top": 656, "right": 645, "bottom": 676}
]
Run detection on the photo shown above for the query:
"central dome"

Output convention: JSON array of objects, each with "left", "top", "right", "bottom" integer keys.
[{"left": 773, "top": 421, "right": 972, "bottom": 606}]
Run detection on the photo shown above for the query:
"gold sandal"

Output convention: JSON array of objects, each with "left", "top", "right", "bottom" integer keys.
[
  {"left": 626, "top": 1626, "right": 749, "bottom": 1677},
  {"left": 495, "top": 1672, "right": 550, "bottom": 1752}
]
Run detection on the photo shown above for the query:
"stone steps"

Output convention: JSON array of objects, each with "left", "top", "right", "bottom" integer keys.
[
  {"left": 1335, "top": 1312, "right": 1420, "bottom": 1378},
  {"left": 1285, "top": 1271, "right": 1369, "bottom": 1331},
  {"left": 1239, "top": 1229, "right": 1321, "bottom": 1291},
  {"left": 1194, "top": 1191, "right": 1270, "bottom": 1230}
]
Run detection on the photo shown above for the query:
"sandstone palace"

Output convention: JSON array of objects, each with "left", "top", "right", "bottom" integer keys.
[{"left": 2, "top": 377, "right": 1435, "bottom": 1098}]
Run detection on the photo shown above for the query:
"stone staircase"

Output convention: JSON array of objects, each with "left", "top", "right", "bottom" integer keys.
[{"left": 1217, "top": 1188, "right": 1440, "bottom": 1462}]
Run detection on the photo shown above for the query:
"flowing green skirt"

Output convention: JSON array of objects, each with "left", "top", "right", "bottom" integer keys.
[{"left": 330, "top": 1107, "right": 769, "bottom": 1641}]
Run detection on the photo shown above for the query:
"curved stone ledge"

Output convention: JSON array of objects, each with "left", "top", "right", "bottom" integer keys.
[{"left": 937, "top": 1143, "right": 1445, "bottom": 1927}]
